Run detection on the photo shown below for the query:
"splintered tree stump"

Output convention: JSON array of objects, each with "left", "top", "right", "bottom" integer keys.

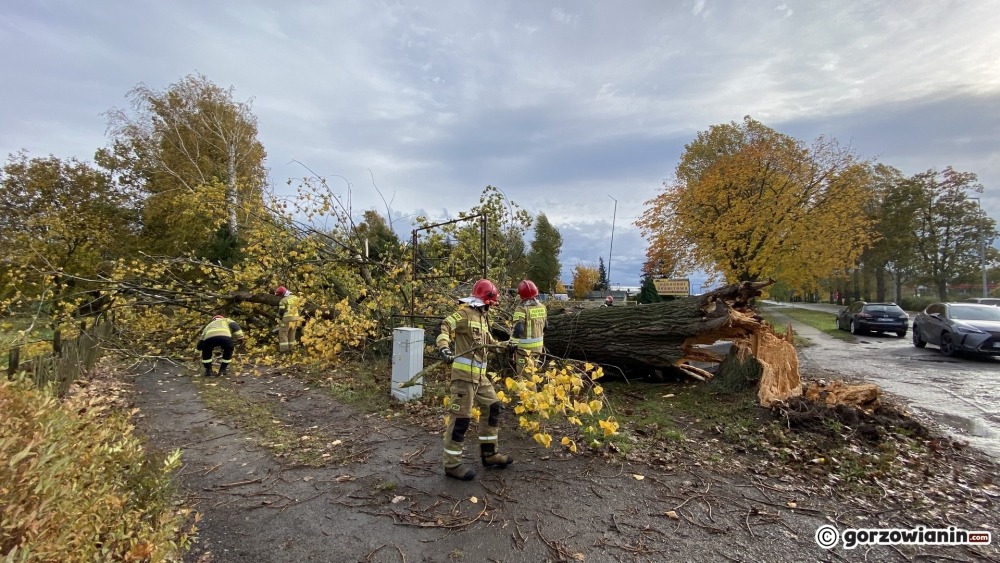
[{"left": 544, "top": 280, "right": 803, "bottom": 406}]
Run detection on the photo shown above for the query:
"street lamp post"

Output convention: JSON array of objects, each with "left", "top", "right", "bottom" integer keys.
[
  {"left": 607, "top": 195, "right": 617, "bottom": 295},
  {"left": 970, "top": 197, "right": 988, "bottom": 298}
]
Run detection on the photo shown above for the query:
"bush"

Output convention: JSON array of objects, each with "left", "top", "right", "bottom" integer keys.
[
  {"left": 0, "top": 379, "right": 194, "bottom": 562},
  {"left": 897, "top": 296, "right": 937, "bottom": 312}
]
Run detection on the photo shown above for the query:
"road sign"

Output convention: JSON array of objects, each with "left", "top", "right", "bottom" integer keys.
[{"left": 654, "top": 278, "right": 690, "bottom": 296}]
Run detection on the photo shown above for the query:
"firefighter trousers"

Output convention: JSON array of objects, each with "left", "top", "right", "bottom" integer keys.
[
  {"left": 443, "top": 378, "right": 500, "bottom": 469},
  {"left": 278, "top": 319, "right": 299, "bottom": 352}
]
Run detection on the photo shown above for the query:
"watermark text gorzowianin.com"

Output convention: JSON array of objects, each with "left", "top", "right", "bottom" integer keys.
[{"left": 815, "top": 525, "right": 992, "bottom": 550}]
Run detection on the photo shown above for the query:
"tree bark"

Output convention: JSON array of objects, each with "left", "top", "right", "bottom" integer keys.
[
  {"left": 544, "top": 279, "right": 803, "bottom": 406},
  {"left": 544, "top": 280, "right": 772, "bottom": 374}
]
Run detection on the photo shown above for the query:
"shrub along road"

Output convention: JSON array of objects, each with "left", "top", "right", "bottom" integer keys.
[{"left": 128, "top": 358, "right": 1000, "bottom": 562}]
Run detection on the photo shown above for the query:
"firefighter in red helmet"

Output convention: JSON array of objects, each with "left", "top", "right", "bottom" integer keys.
[
  {"left": 274, "top": 286, "right": 301, "bottom": 353},
  {"left": 436, "top": 279, "right": 515, "bottom": 480},
  {"left": 513, "top": 279, "right": 548, "bottom": 376}
]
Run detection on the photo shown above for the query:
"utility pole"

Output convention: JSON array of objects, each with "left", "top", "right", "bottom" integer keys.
[
  {"left": 971, "top": 197, "right": 988, "bottom": 297},
  {"left": 607, "top": 195, "right": 617, "bottom": 294}
]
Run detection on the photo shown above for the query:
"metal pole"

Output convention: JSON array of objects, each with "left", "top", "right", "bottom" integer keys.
[{"left": 607, "top": 195, "right": 617, "bottom": 293}]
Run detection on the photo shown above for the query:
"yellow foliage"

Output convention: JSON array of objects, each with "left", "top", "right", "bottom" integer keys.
[
  {"left": 560, "top": 436, "right": 578, "bottom": 453},
  {"left": 532, "top": 432, "right": 552, "bottom": 448},
  {"left": 0, "top": 379, "right": 193, "bottom": 561},
  {"left": 599, "top": 419, "right": 620, "bottom": 437},
  {"left": 636, "top": 116, "right": 873, "bottom": 286},
  {"left": 505, "top": 360, "right": 616, "bottom": 449},
  {"left": 571, "top": 264, "right": 599, "bottom": 299}
]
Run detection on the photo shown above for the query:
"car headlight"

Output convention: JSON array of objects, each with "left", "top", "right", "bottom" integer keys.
[{"left": 955, "top": 325, "right": 985, "bottom": 334}]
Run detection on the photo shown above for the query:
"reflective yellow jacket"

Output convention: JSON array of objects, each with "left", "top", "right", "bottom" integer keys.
[
  {"left": 278, "top": 294, "right": 301, "bottom": 322},
  {"left": 512, "top": 299, "right": 547, "bottom": 351},
  {"left": 437, "top": 305, "right": 495, "bottom": 383},
  {"left": 200, "top": 317, "right": 245, "bottom": 341}
]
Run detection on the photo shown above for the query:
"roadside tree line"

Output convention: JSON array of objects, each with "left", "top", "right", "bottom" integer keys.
[
  {"left": 1, "top": 73, "right": 564, "bottom": 363},
  {"left": 636, "top": 116, "right": 996, "bottom": 303}
]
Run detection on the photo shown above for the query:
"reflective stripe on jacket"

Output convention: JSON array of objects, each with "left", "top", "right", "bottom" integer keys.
[
  {"left": 513, "top": 301, "right": 547, "bottom": 350},
  {"left": 279, "top": 294, "right": 301, "bottom": 322},
  {"left": 201, "top": 318, "right": 244, "bottom": 340},
  {"left": 437, "top": 305, "right": 494, "bottom": 382}
]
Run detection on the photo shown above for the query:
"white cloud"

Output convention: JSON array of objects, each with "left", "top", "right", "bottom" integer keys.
[{"left": 2, "top": 1, "right": 1000, "bottom": 285}]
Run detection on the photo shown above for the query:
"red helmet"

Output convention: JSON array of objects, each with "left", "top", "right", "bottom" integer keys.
[
  {"left": 213, "top": 314, "right": 225, "bottom": 320},
  {"left": 518, "top": 280, "right": 539, "bottom": 300},
  {"left": 605, "top": 295, "right": 614, "bottom": 303},
  {"left": 275, "top": 286, "right": 287, "bottom": 296},
  {"left": 471, "top": 279, "right": 499, "bottom": 306}
]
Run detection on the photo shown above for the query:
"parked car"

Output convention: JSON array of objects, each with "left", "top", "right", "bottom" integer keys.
[
  {"left": 964, "top": 297, "right": 1000, "bottom": 307},
  {"left": 835, "top": 301, "right": 908, "bottom": 337},
  {"left": 912, "top": 302, "right": 1000, "bottom": 356}
]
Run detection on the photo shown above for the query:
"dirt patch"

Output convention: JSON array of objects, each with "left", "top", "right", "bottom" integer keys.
[{"left": 128, "top": 361, "right": 1000, "bottom": 562}]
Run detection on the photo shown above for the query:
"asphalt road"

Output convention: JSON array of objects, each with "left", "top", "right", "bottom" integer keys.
[{"left": 762, "top": 301, "right": 1000, "bottom": 461}]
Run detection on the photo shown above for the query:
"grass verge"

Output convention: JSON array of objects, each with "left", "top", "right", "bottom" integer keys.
[{"left": 760, "top": 306, "right": 855, "bottom": 342}]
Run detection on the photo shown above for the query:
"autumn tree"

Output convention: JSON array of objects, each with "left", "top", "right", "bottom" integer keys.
[
  {"left": 103, "top": 73, "right": 268, "bottom": 255},
  {"left": 419, "top": 185, "right": 532, "bottom": 292},
  {"left": 637, "top": 116, "right": 873, "bottom": 290},
  {"left": 354, "top": 210, "right": 404, "bottom": 266},
  {"left": 855, "top": 164, "right": 921, "bottom": 302},
  {"left": 525, "top": 213, "right": 563, "bottom": 294},
  {"left": 908, "top": 167, "right": 996, "bottom": 299},
  {"left": 0, "top": 153, "right": 138, "bottom": 331},
  {"left": 571, "top": 264, "right": 599, "bottom": 300}
]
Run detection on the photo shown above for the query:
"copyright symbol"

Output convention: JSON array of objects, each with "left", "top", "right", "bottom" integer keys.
[{"left": 814, "top": 525, "right": 839, "bottom": 549}]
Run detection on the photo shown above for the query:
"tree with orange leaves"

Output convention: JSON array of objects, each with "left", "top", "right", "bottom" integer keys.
[{"left": 636, "top": 116, "right": 874, "bottom": 290}]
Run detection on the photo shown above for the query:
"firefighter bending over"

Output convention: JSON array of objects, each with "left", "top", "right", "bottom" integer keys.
[{"left": 196, "top": 314, "right": 245, "bottom": 377}]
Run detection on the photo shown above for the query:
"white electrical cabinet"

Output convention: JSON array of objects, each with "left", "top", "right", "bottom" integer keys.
[{"left": 391, "top": 327, "right": 424, "bottom": 402}]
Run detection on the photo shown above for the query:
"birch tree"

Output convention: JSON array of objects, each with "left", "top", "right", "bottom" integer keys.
[{"left": 104, "top": 73, "right": 267, "bottom": 254}]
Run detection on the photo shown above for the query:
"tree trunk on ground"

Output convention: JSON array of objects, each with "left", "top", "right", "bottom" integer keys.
[
  {"left": 545, "top": 280, "right": 766, "bottom": 373},
  {"left": 544, "top": 280, "right": 801, "bottom": 406}
]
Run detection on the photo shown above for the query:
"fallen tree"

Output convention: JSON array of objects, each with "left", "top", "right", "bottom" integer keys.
[{"left": 544, "top": 279, "right": 803, "bottom": 406}]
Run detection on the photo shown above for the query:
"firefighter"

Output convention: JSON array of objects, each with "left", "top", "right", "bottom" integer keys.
[
  {"left": 512, "top": 279, "right": 548, "bottom": 376},
  {"left": 604, "top": 295, "right": 614, "bottom": 307},
  {"left": 437, "top": 279, "right": 516, "bottom": 480},
  {"left": 196, "top": 315, "right": 245, "bottom": 377},
  {"left": 274, "top": 286, "right": 301, "bottom": 353}
]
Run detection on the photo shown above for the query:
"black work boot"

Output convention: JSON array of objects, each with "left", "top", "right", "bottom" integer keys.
[
  {"left": 217, "top": 365, "right": 228, "bottom": 378},
  {"left": 203, "top": 365, "right": 213, "bottom": 377},
  {"left": 481, "top": 444, "right": 513, "bottom": 469},
  {"left": 445, "top": 465, "right": 476, "bottom": 481}
]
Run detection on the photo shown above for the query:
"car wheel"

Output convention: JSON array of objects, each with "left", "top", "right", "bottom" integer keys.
[
  {"left": 850, "top": 320, "right": 863, "bottom": 335},
  {"left": 939, "top": 333, "right": 957, "bottom": 357},
  {"left": 913, "top": 327, "right": 926, "bottom": 348},
  {"left": 896, "top": 330, "right": 907, "bottom": 338}
]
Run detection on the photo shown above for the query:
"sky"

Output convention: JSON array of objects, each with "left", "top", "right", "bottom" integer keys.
[{"left": 2, "top": 1, "right": 1000, "bottom": 291}]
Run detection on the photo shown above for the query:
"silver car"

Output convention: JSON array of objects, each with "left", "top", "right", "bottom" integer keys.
[{"left": 912, "top": 302, "right": 1000, "bottom": 356}]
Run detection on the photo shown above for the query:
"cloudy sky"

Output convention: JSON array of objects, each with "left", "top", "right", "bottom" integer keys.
[{"left": 3, "top": 1, "right": 999, "bottom": 290}]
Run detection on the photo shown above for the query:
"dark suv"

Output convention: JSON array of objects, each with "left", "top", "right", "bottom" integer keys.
[{"left": 836, "top": 301, "right": 909, "bottom": 337}]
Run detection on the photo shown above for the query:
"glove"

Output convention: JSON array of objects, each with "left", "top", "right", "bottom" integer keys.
[
  {"left": 506, "top": 340, "right": 518, "bottom": 353},
  {"left": 439, "top": 347, "right": 455, "bottom": 362}
]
